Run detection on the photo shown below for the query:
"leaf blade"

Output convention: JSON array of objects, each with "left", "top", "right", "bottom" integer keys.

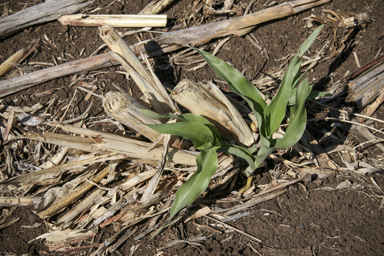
[
  {"left": 194, "top": 48, "right": 266, "bottom": 130},
  {"left": 242, "top": 146, "right": 275, "bottom": 177},
  {"left": 274, "top": 78, "right": 310, "bottom": 148},
  {"left": 146, "top": 122, "right": 215, "bottom": 150},
  {"left": 219, "top": 144, "right": 256, "bottom": 170},
  {"left": 298, "top": 25, "right": 324, "bottom": 57},
  {"left": 169, "top": 146, "right": 219, "bottom": 220},
  {"left": 181, "top": 113, "right": 222, "bottom": 141}
]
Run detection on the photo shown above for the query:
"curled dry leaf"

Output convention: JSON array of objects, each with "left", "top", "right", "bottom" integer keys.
[{"left": 34, "top": 229, "right": 96, "bottom": 252}]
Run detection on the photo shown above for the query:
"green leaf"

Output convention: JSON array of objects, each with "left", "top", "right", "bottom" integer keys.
[
  {"left": 169, "top": 146, "right": 219, "bottom": 220},
  {"left": 263, "top": 54, "right": 303, "bottom": 136},
  {"left": 141, "top": 110, "right": 222, "bottom": 142},
  {"left": 260, "top": 135, "right": 271, "bottom": 148},
  {"left": 247, "top": 147, "right": 257, "bottom": 154},
  {"left": 219, "top": 144, "right": 256, "bottom": 170},
  {"left": 262, "top": 26, "right": 323, "bottom": 136},
  {"left": 288, "top": 88, "right": 298, "bottom": 106},
  {"left": 289, "top": 82, "right": 328, "bottom": 105},
  {"left": 254, "top": 146, "right": 275, "bottom": 166},
  {"left": 147, "top": 122, "right": 215, "bottom": 150},
  {"left": 242, "top": 146, "right": 275, "bottom": 177},
  {"left": 308, "top": 90, "right": 332, "bottom": 99},
  {"left": 194, "top": 49, "right": 266, "bottom": 110},
  {"left": 194, "top": 48, "right": 266, "bottom": 131},
  {"left": 298, "top": 25, "right": 324, "bottom": 57},
  {"left": 180, "top": 113, "right": 221, "bottom": 141},
  {"left": 291, "top": 70, "right": 306, "bottom": 90},
  {"left": 274, "top": 78, "right": 310, "bottom": 149}
]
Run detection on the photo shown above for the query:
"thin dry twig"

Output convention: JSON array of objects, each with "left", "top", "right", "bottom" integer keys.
[
  {"left": 310, "top": 97, "right": 384, "bottom": 126},
  {"left": 205, "top": 215, "right": 262, "bottom": 243},
  {"left": 308, "top": 117, "right": 384, "bottom": 135}
]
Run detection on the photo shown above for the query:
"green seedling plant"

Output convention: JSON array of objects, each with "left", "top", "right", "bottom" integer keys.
[{"left": 142, "top": 25, "right": 324, "bottom": 235}]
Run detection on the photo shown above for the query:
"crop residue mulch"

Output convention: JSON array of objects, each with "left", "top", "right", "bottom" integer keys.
[{"left": 1, "top": 0, "right": 384, "bottom": 255}]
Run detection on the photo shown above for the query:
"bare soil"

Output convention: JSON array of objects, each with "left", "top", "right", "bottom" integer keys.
[{"left": 1, "top": 0, "right": 384, "bottom": 255}]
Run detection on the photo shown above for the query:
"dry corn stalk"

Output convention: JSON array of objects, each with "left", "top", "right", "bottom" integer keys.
[
  {"left": 24, "top": 131, "right": 198, "bottom": 167},
  {"left": 103, "top": 91, "right": 162, "bottom": 141},
  {"left": 156, "top": 0, "right": 331, "bottom": 46},
  {"left": 99, "top": 25, "right": 155, "bottom": 85},
  {"left": 0, "top": 0, "right": 92, "bottom": 40},
  {"left": 0, "top": 48, "right": 25, "bottom": 77},
  {"left": 0, "top": 197, "right": 41, "bottom": 207},
  {"left": 140, "top": 0, "right": 176, "bottom": 15},
  {"left": 0, "top": 53, "right": 112, "bottom": 98},
  {"left": 171, "top": 79, "right": 254, "bottom": 146},
  {"left": 0, "top": 0, "right": 329, "bottom": 98},
  {"left": 59, "top": 14, "right": 167, "bottom": 27},
  {"left": 99, "top": 25, "right": 175, "bottom": 114},
  {"left": 0, "top": 153, "right": 126, "bottom": 189},
  {"left": 99, "top": 23, "right": 182, "bottom": 198},
  {"left": 36, "top": 164, "right": 110, "bottom": 219},
  {"left": 22, "top": 121, "right": 234, "bottom": 168},
  {"left": 346, "top": 55, "right": 384, "bottom": 109}
]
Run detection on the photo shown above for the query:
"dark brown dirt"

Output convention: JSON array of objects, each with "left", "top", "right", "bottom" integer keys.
[{"left": 1, "top": 0, "right": 384, "bottom": 255}]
